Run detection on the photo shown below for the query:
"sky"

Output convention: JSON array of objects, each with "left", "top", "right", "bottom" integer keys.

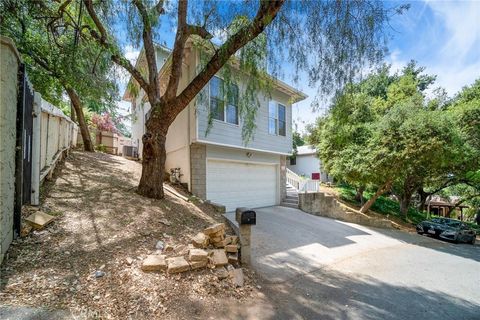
[{"left": 116, "top": 0, "right": 480, "bottom": 133}]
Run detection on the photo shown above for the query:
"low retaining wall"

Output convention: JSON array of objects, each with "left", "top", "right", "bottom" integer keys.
[{"left": 299, "top": 192, "right": 392, "bottom": 229}]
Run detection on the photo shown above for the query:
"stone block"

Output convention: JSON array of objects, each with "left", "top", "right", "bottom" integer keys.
[
  {"left": 227, "top": 253, "right": 239, "bottom": 264},
  {"left": 167, "top": 256, "right": 190, "bottom": 274},
  {"left": 190, "top": 260, "right": 207, "bottom": 270},
  {"left": 210, "top": 249, "right": 228, "bottom": 267},
  {"left": 188, "top": 248, "right": 208, "bottom": 262},
  {"left": 203, "top": 223, "right": 225, "bottom": 235},
  {"left": 210, "top": 235, "right": 225, "bottom": 243},
  {"left": 213, "top": 239, "right": 227, "bottom": 248},
  {"left": 25, "top": 211, "right": 55, "bottom": 230},
  {"left": 191, "top": 232, "right": 209, "bottom": 248},
  {"left": 225, "top": 244, "right": 238, "bottom": 253},
  {"left": 141, "top": 255, "right": 167, "bottom": 272}
]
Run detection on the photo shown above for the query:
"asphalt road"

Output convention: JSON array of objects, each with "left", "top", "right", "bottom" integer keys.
[{"left": 226, "top": 206, "right": 480, "bottom": 320}]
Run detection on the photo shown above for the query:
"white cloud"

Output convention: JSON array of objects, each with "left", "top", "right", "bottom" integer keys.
[
  {"left": 124, "top": 45, "right": 140, "bottom": 64},
  {"left": 388, "top": 1, "right": 480, "bottom": 96},
  {"left": 423, "top": 0, "right": 480, "bottom": 95},
  {"left": 427, "top": 0, "right": 480, "bottom": 62},
  {"left": 388, "top": 48, "right": 408, "bottom": 74}
]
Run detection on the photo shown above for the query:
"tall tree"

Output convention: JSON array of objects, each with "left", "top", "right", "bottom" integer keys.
[
  {"left": 77, "top": 0, "right": 399, "bottom": 199},
  {"left": 313, "top": 64, "right": 475, "bottom": 217},
  {"left": 0, "top": 0, "right": 118, "bottom": 151}
]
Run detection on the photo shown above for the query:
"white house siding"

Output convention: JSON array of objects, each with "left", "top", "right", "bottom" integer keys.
[
  {"left": 165, "top": 106, "right": 191, "bottom": 187},
  {"left": 287, "top": 154, "right": 333, "bottom": 183},
  {"left": 130, "top": 94, "right": 150, "bottom": 157},
  {"left": 196, "top": 86, "right": 293, "bottom": 155}
]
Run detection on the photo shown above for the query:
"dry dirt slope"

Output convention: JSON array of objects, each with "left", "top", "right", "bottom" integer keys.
[{"left": 0, "top": 151, "right": 261, "bottom": 319}]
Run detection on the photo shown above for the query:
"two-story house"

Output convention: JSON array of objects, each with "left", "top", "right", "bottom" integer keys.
[{"left": 123, "top": 41, "right": 306, "bottom": 212}]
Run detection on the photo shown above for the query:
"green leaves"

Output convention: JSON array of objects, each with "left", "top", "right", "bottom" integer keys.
[{"left": 311, "top": 63, "right": 479, "bottom": 213}]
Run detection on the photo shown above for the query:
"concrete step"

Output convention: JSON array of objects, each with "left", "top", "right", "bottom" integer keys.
[
  {"left": 281, "top": 202, "right": 299, "bottom": 208},
  {"left": 286, "top": 196, "right": 298, "bottom": 201},
  {"left": 282, "top": 199, "right": 299, "bottom": 205}
]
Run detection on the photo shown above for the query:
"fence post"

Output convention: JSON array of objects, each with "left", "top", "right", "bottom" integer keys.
[{"left": 31, "top": 92, "right": 42, "bottom": 205}]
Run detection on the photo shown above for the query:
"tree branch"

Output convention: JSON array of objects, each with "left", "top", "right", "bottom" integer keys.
[
  {"left": 82, "top": 0, "right": 150, "bottom": 93},
  {"left": 165, "top": 0, "right": 189, "bottom": 100},
  {"left": 171, "top": 0, "right": 285, "bottom": 122},
  {"left": 154, "top": 0, "right": 165, "bottom": 15},
  {"left": 187, "top": 25, "right": 212, "bottom": 40},
  {"left": 133, "top": 0, "right": 159, "bottom": 101}
]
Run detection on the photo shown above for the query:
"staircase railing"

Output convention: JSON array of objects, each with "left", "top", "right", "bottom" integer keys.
[
  {"left": 287, "top": 168, "right": 301, "bottom": 190},
  {"left": 286, "top": 168, "right": 319, "bottom": 192}
]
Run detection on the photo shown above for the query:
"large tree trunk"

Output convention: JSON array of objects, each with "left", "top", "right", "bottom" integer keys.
[
  {"left": 137, "top": 128, "right": 167, "bottom": 199},
  {"left": 65, "top": 87, "right": 94, "bottom": 152},
  {"left": 360, "top": 181, "right": 391, "bottom": 213},
  {"left": 399, "top": 192, "right": 413, "bottom": 218},
  {"left": 417, "top": 187, "right": 428, "bottom": 211},
  {"left": 70, "top": 103, "right": 76, "bottom": 122},
  {"left": 355, "top": 185, "right": 365, "bottom": 206}
]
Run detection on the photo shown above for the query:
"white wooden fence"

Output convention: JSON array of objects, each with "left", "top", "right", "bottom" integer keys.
[
  {"left": 286, "top": 168, "right": 320, "bottom": 193},
  {"left": 31, "top": 92, "right": 78, "bottom": 205}
]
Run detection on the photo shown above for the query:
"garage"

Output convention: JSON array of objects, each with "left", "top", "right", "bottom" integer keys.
[{"left": 206, "top": 159, "right": 278, "bottom": 212}]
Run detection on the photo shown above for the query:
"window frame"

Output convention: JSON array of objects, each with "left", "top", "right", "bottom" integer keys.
[
  {"left": 268, "top": 101, "right": 287, "bottom": 137},
  {"left": 209, "top": 76, "right": 239, "bottom": 126}
]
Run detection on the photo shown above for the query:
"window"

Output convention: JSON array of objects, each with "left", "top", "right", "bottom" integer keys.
[
  {"left": 210, "top": 76, "right": 224, "bottom": 121},
  {"left": 226, "top": 83, "right": 239, "bottom": 125},
  {"left": 269, "top": 101, "right": 287, "bottom": 136},
  {"left": 268, "top": 102, "right": 277, "bottom": 134},
  {"left": 209, "top": 76, "right": 238, "bottom": 125},
  {"left": 289, "top": 157, "right": 296, "bottom": 165},
  {"left": 278, "top": 104, "right": 286, "bottom": 136}
]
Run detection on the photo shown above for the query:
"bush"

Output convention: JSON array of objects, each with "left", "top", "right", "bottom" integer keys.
[
  {"left": 95, "top": 144, "right": 107, "bottom": 153},
  {"left": 337, "top": 184, "right": 427, "bottom": 224}
]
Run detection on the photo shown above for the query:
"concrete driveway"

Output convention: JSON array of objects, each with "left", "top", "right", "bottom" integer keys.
[{"left": 225, "top": 206, "right": 480, "bottom": 320}]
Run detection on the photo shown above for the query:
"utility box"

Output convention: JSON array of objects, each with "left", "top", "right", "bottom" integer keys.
[{"left": 235, "top": 207, "right": 256, "bottom": 225}]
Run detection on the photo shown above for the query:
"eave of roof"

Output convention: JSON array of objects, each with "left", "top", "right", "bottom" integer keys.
[{"left": 122, "top": 39, "right": 307, "bottom": 103}]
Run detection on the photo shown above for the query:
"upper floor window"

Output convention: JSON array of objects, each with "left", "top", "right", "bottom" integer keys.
[
  {"left": 269, "top": 101, "right": 286, "bottom": 136},
  {"left": 209, "top": 76, "right": 238, "bottom": 125}
]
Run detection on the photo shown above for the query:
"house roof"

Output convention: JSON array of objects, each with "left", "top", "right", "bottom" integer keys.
[
  {"left": 122, "top": 40, "right": 307, "bottom": 103},
  {"left": 427, "top": 200, "right": 469, "bottom": 208},
  {"left": 296, "top": 145, "right": 317, "bottom": 156}
]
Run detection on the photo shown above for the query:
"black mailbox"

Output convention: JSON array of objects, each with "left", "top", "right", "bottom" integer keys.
[{"left": 235, "top": 207, "right": 256, "bottom": 225}]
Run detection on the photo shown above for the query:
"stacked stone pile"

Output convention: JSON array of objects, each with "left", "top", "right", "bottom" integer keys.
[{"left": 140, "top": 223, "right": 243, "bottom": 286}]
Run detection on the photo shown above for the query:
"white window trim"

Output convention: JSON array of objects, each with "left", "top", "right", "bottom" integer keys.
[
  {"left": 209, "top": 76, "right": 239, "bottom": 126},
  {"left": 269, "top": 101, "right": 286, "bottom": 137}
]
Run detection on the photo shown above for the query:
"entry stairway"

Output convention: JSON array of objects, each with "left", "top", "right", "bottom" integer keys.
[
  {"left": 281, "top": 183, "right": 299, "bottom": 208},
  {"left": 281, "top": 169, "right": 322, "bottom": 208}
]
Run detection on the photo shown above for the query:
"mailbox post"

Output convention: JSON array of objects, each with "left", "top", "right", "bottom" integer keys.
[{"left": 235, "top": 207, "right": 256, "bottom": 265}]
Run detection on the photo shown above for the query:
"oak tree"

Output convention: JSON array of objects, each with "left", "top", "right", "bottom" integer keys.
[{"left": 80, "top": 0, "right": 397, "bottom": 199}]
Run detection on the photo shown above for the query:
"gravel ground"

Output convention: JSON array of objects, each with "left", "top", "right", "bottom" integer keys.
[{"left": 0, "top": 151, "right": 261, "bottom": 319}]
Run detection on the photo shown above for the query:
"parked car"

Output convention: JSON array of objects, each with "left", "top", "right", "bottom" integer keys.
[{"left": 416, "top": 218, "right": 476, "bottom": 244}]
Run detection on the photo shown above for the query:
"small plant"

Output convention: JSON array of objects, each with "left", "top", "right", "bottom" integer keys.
[{"left": 95, "top": 144, "right": 107, "bottom": 153}]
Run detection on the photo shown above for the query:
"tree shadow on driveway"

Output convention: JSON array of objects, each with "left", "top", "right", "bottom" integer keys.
[
  {"left": 213, "top": 265, "right": 479, "bottom": 320},
  {"left": 371, "top": 227, "right": 480, "bottom": 263}
]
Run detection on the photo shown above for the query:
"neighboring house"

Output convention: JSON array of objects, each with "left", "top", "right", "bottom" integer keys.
[
  {"left": 287, "top": 145, "right": 333, "bottom": 183},
  {"left": 117, "top": 135, "right": 133, "bottom": 157},
  {"left": 424, "top": 195, "right": 469, "bottom": 220},
  {"left": 123, "top": 40, "right": 306, "bottom": 211},
  {"left": 88, "top": 129, "right": 132, "bottom": 156}
]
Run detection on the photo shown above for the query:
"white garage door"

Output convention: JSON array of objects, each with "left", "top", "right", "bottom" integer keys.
[{"left": 206, "top": 159, "right": 278, "bottom": 212}]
